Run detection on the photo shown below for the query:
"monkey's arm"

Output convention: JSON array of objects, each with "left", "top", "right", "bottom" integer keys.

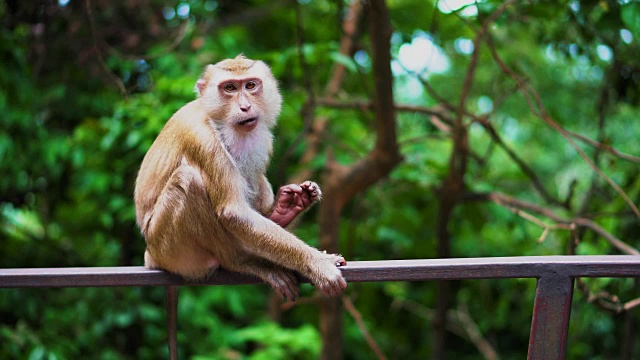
[
  {"left": 218, "top": 203, "right": 346, "bottom": 297},
  {"left": 220, "top": 200, "right": 319, "bottom": 266}
]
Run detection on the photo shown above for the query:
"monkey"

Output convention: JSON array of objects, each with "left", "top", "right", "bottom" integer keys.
[{"left": 134, "top": 55, "right": 346, "bottom": 301}]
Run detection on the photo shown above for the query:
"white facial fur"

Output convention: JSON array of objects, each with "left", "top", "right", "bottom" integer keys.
[
  {"left": 196, "top": 57, "right": 281, "bottom": 195},
  {"left": 196, "top": 58, "right": 282, "bottom": 129}
]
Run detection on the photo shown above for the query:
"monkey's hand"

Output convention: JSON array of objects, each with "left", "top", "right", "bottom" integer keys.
[
  {"left": 269, "top": 181, "right": 322, "bottom": 228},
  {"left": 309, "top": 253, "right": 347, "bottom": 297}
]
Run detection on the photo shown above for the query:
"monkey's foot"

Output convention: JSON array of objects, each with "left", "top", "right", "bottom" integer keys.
[
  {"left": 266, "top": 269, "right": 301, "bottom": 302},
  {"left": 144, "top": 250, "right": 159, "bottom": 269}
]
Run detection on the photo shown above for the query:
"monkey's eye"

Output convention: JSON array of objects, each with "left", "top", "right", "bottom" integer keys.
[
  {"left": 245, "top": 81, "right": 257, "bottom": 90},
  {"left": 223, "top": 83, "right": 237, "bottom": 92}
]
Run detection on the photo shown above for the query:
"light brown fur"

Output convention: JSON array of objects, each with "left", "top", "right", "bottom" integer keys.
[{"left": 134, "top": 55, "right": 346, "bottom": 300}]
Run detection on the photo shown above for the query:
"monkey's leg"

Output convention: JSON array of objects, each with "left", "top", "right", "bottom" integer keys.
[
  {"left": 147, "top": 163, "right": 304, "bottom": 298},
  {"left": 145, "top": 163, "right": 221, "bottom": 280},
  {"left": 173, "top": 164, "right": 345, "bottom": 296}
]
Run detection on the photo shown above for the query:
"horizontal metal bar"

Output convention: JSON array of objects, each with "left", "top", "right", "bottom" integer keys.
[{"left": 1, "top": 256, "right": 640, "bottom": 288}]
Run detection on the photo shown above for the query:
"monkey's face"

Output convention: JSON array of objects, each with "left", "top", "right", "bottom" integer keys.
[
  {"left": 218, "top": 78, "right": 263, "bottom": 132},
  {"left": 197, "top": 57, "right": 283, "bottom": 131}
]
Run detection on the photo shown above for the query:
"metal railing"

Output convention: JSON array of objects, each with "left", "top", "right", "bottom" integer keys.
[{"left": 2, "top": 255, "right": 640, "bottom": 359}]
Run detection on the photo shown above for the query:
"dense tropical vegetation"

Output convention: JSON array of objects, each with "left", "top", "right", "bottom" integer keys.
[{"left": 1, "top": 0, "right": 639, "bottom": 359}]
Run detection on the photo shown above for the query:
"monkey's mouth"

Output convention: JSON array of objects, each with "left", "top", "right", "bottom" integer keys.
[{"left": 237, "top": 117, "right": 258, "bottom": 127}]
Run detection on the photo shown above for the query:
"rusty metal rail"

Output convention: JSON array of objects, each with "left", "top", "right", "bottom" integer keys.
[{"left": 2, "top": 255, "right": 640, "bottom": 359}]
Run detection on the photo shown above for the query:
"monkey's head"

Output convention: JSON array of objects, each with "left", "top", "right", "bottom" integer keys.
[{"left": 196, "top": 54, "right": 283, "bottom": 132}]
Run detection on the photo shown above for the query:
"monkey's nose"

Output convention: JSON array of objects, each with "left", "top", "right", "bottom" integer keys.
[{"left": 238, "top": 94, "right": 252, "bottom": 112}]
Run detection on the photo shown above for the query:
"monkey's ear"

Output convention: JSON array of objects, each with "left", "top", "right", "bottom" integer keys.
[
  {"left": 195, "top": 65, "right": 216, "bottom": 96},
  {"left": 195, "top": 79, "right": 207, "bottom": 96},
  {"left": 235, "top": 53, "right": 247, "bottom": 59}
]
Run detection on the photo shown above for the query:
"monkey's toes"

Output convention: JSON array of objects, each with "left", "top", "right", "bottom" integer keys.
[
  {"left": 278, "top": 284, "right": 300, "bottom": 302},
  {"left": 268, "top": 271, "right": 300, "bottom": 302}
]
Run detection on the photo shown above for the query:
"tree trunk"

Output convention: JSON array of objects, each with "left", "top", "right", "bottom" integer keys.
[{"left": 318, "top": 1, "right": 400, "bottom": 358}]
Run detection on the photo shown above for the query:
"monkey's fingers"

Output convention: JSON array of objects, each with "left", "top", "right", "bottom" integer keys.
[
  {"left": 334, "top": 255, "right": 347, "bottom": 267},
  {"left": 296, "top": 191, "right": 313, "bottom": 209},
  {"left": 274, "top": 184, "right": 309, "bottom": 212},
  {"left": 311, "top": 255, "right": 347, "bottom": 297},
  {"left": 316, "top": 276, "right": 347, "bottom": 298},
  {"left": 300, "top": 181, "right": 321, "bottom": 200},
  {"left": 279, "top": 184, "right": 303, "bottom": 195}
]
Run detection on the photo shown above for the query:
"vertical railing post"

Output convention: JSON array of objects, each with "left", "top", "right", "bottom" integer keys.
[
  {"left": 166, "top": 286, "right": 179, "bottom": 360},
  {"left": 528, "top": 274, "right": 574, "bottom": 360}
]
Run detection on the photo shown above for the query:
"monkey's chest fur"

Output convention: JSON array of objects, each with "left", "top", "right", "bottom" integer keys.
[{"left": 214, "top": 121, "right": 273, "bottom": 209}]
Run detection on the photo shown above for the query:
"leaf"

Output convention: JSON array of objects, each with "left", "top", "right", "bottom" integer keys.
[
  {"left": 329, "top": 52, "right": 357, "bottom": 73},
  {"left": 621, "top": 3, "right": 640, "bottom": 34}
]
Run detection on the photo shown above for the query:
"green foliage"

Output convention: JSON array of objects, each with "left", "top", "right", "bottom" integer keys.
[{"left": 1, "top": 0, "right": 640, "bottom": 359}]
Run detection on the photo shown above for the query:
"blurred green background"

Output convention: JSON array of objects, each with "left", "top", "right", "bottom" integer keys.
[{"left": 1, "top": 0, "right": 639, "bottom": 359}]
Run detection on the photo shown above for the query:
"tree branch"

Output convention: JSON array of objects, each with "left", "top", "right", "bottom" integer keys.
[
  {"left": 322, "top": 0, "right": 401, "bottom": 209},
  {"left": 564, "top": 129, "right": 640, "bottom": 164},
  {"left": 343, "top": 296, "right": 387, "bottom": 360},
  {"left": 288, "top": 0, "right": 363, "bottom": 185},
  {"left": 395, "top": 299, "right": 500, "bottom": 360},
  {"left": 316, "top": 98, "right": 450, "bottom": 119},
  {"left": 484, "top": 33, "right": 640, "bottom": 220},
  {"left": 85, "top": 0, "right": 127, "bottom": 96},
  {"left": 104, "top": 20, "right": 190, "bottom": 61},
  {"left": 467, "top": 191, "right": 639, "bottom": 255},
  {"left": 475, "top": 117, "right": 567, "bottom": 208}
]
